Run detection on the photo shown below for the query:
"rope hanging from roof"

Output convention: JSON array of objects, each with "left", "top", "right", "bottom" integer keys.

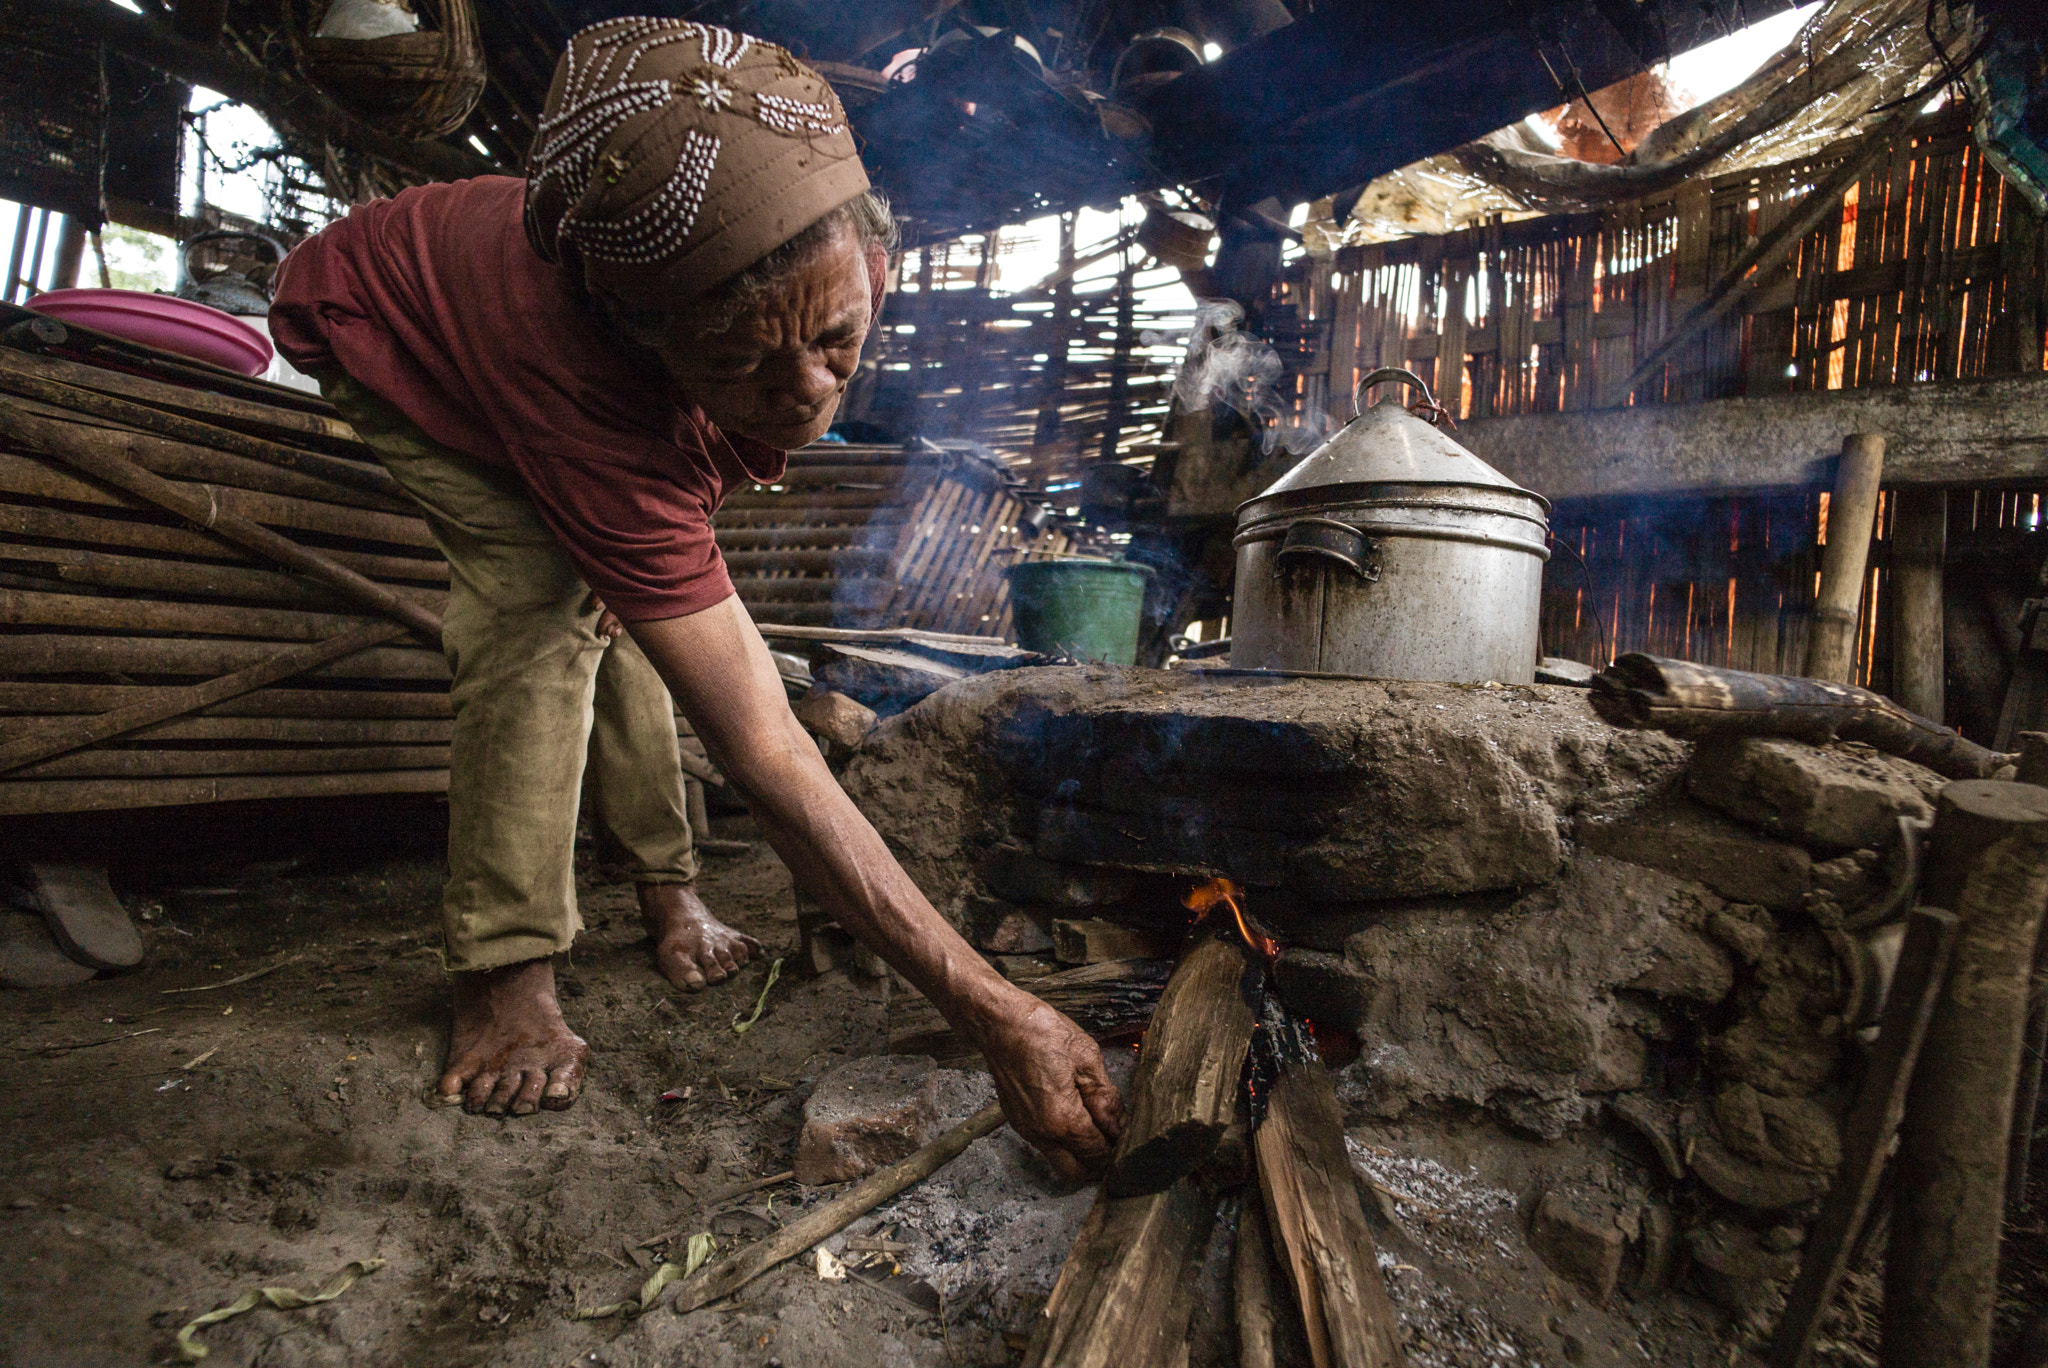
[{"left": 300, "top": 0, "right": 487, "bottom": 141}]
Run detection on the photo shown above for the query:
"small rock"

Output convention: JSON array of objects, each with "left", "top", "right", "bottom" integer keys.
[
  {"left": 1688, "top": 737, "right": 1942, "bottom": 850},
  {"left": 794, "top": 1056, "right": 994, "bottom": 1186},
  {"left": 1530, "top": 1189, "right": 1625, "bottom": 1303},
  {"left": 163, "top": 1157, "right": 225, "bottom": 1182},
  {"left": 962, "top": 898, "right": 1053, "bottom": 954},
  {"left": 794, "top": 690, "right": 878, "bottom": 752}
]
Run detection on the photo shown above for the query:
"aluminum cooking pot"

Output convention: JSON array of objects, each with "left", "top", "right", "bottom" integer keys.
[{"left": 1228, "top": 367, "right": 1550, "bottom": 683}]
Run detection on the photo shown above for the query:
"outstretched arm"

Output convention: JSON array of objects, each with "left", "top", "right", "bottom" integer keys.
[{"left": 627, "top": 596, "right": 1123, "bottom": 1178}]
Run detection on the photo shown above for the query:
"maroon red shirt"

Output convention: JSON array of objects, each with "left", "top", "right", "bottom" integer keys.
[{"left": 269, "top": 175, "right": 785, "bottom": 623}]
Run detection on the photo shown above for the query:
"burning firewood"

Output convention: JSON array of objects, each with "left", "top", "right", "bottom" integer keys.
[
  {"left": 1021, "top": 1177, "right": 1217, "bottom": 1368},
  {"left": 1249, "top": 998, "right": 1407, "bottom": 1368},
  {"left": 1107, "top": 931, "right": 1259, "bottom": 1197}
]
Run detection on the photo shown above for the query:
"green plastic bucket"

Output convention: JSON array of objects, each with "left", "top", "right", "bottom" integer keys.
[{"left": 1006, "top": 557, "right": 1151, "bottom": 664}]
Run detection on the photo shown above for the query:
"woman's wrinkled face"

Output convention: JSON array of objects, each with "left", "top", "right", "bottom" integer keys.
[{"left": 653, "top": 222, "right": 874, "bottom": 450}]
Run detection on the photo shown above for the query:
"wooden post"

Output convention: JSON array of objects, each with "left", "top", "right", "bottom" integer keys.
[
  {"left": 1890, "top": 486, "right": 1946, "bottom": 721},
  {"left": 1882, "top": 781, "right": 2048, "bottom": 1368},
  {"left": 1107, "top": 933, "right": 1258, "bottom": 1196},
  {"left": 1804, "top": 433, "right": 1885, "bottom": 684}
]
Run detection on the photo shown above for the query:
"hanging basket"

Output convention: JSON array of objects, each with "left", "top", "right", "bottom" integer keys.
[{"left": 302, "top": 0, "right": 486, "bottom": 142}]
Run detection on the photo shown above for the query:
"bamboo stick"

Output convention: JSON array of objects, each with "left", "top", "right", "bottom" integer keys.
[
  {"left": 0, "top": 715, "right": 452, "bottom": 745},
  {"left": 0, "top": 345, "right": 359, "bottom": 450},
  {"left": 1590, "top": 653, "right": 2004, "bottom": 779},
  {"left": 0, "top": 402, "right": 443, "bottom": 640},
  {"left": 0, "top": 497, "right": 449, "bottom": 583},
  {"left": 0, "top": 587, "right": 376, "bottom": 641},
  {"left": 0, "top": 621, "right": 409, "bottom": 775},
  {"left": 0, "top": 767, "right": 449, "bottom": 815},
  {"left": 0, "top": 433, "right": 432, "bottom": 548},
  {"left": 0, "top": 360, "right": 404, "bottom": 504},
  {"left": 0, "top": 682, "right": 451, "bottom": 718},
  {"left": 0, "top": 538, "right": 412, "bottom": 610},
  {"left": 4, "top": 634, "right": 447, "bottom": 680},
  {"left": 1884, "top": 781, "right": 2048, "bottom": 1368},
  {"left": 14, "top": 744, "right": 449, "bottom": 780},
  {"left": 1805, "top": 434, "right": 1885, "bottom": 684},
  {"left": 669, "top": 1103, "right": 1007, "bottom": 1315}
]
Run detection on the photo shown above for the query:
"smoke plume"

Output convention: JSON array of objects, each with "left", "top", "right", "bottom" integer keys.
[{"left": 1170, "top": 300, "right": 1334, "bottom": 456}]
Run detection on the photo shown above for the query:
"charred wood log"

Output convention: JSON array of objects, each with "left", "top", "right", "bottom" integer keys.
[
  {"left": 1021, "top": 1176, "right": 1217, "bottom": 1368},
  {"left": 1107, "top": 932, "right": 1259, "bottom": 1197},
  {"left": 1250, "top": 1002, "right": 1406, "bottom": 1368},
  {"left": 1591, "top": 653, "right": 2007, "bottom": 779},
  {"left": 1883, "top": 781, "right": 2048, "bottom": 1368},
  {"left": 1234, "top": 1196, "right": 1282, "bottom": 1368}
]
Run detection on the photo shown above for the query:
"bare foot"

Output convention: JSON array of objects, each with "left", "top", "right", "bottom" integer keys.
[
  {"left": 437, "top": 958, "right": 589, "bottom": 1116},
  {"left": 641, "top": 883, "right": 761, "bottom": 991}
]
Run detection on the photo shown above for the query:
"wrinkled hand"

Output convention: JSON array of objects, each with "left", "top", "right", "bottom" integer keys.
[{"left": 976, "top": 995, "right": 1124, "bottom": 1180}]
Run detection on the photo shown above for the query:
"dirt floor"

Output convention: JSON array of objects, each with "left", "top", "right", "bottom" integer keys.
[{"left": 0, "top": 794, "right": 1890, "bottom": 1368}]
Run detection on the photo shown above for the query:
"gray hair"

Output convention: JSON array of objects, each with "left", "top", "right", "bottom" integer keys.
[{"left": 601, "top": 189, "right": 897, "bottom": 346}]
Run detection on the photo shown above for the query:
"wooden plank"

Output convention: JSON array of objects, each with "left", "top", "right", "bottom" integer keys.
[{"left": 0, "top": 767, "right": 450, "bottom": 815}]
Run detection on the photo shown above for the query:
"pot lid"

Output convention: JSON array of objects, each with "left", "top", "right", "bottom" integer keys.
[{"left": 1252, "top": 399, "right": 1533, "bottom": 501}]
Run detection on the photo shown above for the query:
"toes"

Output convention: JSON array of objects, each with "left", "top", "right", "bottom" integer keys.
[
  {"left": 541, "top": 1056, "right": 583, "bottom": 1110},
  {"left": 464, "top": 1069, "right": 502, "bottom": 1114},
  {"left": 509, "top": 1067, "right": 547, "bottom": 1116},
  {"left": 483, "top": 1069, "right": 524, "bottom": 1115},
  {"left": 712, "top": 947, "right": 740, "bottom": 977},
  {"left": 434, "top": 1066, "right": 469, "bottom": 1107}
]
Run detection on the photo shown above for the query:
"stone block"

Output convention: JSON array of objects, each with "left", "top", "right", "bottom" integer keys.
[
  {"left": 1623, "top": 920, "right": 1736, "bottom": 1003},
  {"left": 794, "top": 1056, "right": 994, "bottom": 1186},
  {"left": 1330, "top": 854, "right": 1724, "bottom": 1134},
  {"left": 1576, "top": 793, "right": 1812, "bottom": 910},
  {"left": 1531, "top": 1189, "right": 1625, "bottom": 1303},
  {"left": 979, "top": 842, "right": 1135, "bottom": 908},
  {"left": 966, "top": 899, "right": 1053, "bottom": 954},
  {"left": 1687, "top": 737, "right": 1943, "bottom": 850},
  {"left": 1049, "top": 918, "right": 1175, "bottom": 965},
  {"left": 794, "top": 688, "right": 879, "bottom": 751}
]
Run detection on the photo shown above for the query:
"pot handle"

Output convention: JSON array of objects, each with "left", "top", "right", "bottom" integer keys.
[
  {"left": 1275, "top": 516, "right": 1380, "bottom": 581},
  {"left": 1352, "top": 365, "right": 1452, "bottom": 427}
]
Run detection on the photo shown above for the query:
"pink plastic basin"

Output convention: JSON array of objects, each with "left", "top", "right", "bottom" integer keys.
[{"left": 28, "top": 287, "right": 274, "bottom": 376}]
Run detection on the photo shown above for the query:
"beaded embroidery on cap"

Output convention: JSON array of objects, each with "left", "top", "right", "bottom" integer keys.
[{"left": 529, "top": 18, "right": 851, "bottom": 268}]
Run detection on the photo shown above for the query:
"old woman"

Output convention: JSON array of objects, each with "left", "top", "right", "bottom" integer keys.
[{"left": 269, "top": 18, "right": 1121, "bottom": 1177}]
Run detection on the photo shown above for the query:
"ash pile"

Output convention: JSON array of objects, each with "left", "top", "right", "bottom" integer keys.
[{"left": 818, "top": 659, "right": 2042, "bottom": 1364}]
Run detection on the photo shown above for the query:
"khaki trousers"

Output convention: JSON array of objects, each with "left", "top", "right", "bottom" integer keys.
[{"left": 319, "top": 372, "right": 696, "bottom": 972}]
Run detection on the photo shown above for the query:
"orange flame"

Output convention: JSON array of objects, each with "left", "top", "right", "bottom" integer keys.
[{"left": 1182, "top": 876, "right": 1282, "bottom": 962}]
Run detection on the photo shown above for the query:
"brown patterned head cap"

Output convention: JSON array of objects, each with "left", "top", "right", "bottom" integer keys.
[{"left": 525, "top": 18, "right": 870, "bottom": 301}]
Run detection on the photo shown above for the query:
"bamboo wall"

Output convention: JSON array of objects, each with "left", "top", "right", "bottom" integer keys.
[
  {"left": 1295, "top": 106, "right": 2045, "bottom": 426},
  {"left": 1541, "top": 484, "right": 2048, "bottom": 739}
]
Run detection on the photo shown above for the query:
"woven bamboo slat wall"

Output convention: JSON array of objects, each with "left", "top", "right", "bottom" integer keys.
[
  {"left": 719, "top": 442, "right": 1079, "bottom": 635},
  {"left": 1542, "top": 484, "right": 2048, "bottom": 738},
  {"left": 848, "top": 224, "right": 1194, "bottom": 490},
  {"left": 1288, "top": 107, "right": 2046, "bottom": 427},
  {"left": 0, "top": 341, "right": 1058, "bottom": 816}
]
